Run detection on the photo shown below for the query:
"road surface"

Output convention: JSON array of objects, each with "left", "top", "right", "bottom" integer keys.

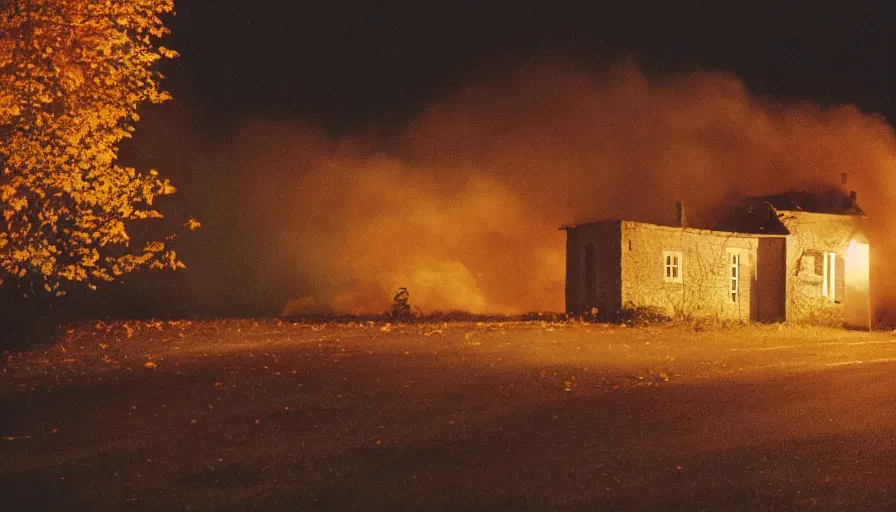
[{"left": 1, "top": 320, "right": 894, "bottom": 510}]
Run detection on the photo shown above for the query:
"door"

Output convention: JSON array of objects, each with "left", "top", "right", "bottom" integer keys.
[
  {"left": 843, "top": 239, "right": 871, "bottom": 329},
  {"left": 754, "top": 237, "right": 786, "bottom": 323}
]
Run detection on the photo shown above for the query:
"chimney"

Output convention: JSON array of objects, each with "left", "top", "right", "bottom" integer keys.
[
  {"left": 675, "top": 201, "right": 686, "bottom": 228},
  {"left": 841, "top": 172, "right": 848, "bottom": 186},
  {"left": 850, "top": 190, "right": 857, "bottom": 208}
]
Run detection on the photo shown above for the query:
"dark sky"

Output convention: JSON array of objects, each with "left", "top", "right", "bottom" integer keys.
[{"left": 163, "top": 0, "right": 896, "bottom": 131}]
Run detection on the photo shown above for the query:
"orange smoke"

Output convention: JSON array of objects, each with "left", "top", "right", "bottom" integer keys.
[{"left": 147, "top": 60, "right": 896, "bottom": 317}]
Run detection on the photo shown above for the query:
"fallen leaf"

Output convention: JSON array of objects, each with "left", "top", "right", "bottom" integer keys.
[{"left": 2, "top": 435, "right": 33, "bottom": 441}]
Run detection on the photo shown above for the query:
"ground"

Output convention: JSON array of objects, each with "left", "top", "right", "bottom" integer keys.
[{"left": 2, "top": 319, "right": 896, "bottom": 510}]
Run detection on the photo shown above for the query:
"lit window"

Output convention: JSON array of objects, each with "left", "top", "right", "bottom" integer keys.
[
  {"left": 663, "top": 251, "right": 682, "bottom": 283},
  {"left": 728, "top": 251, "right": 740, "bottom": 303},
  {"left": 822, "top": 252, "right": 836, "bottom": 301}
]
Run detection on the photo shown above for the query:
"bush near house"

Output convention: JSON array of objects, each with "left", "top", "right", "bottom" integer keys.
[{"left": 617, "top": 303, "right": 671, "bottom": 326}]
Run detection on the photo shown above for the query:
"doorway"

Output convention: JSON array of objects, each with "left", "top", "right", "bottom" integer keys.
[
  {"left": 843, "top": 238, "right": 871, "bottom": 329},
  {"left": 754, "top": 238, "right": 786, "bottom": 323}
]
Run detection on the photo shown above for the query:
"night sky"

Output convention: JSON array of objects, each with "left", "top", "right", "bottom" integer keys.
[
  {"left": 108, "top": 0, "right": 896, "bottom": 317},
  {"left": 162, "top": 0, "right": 896, "bottom": 131}
]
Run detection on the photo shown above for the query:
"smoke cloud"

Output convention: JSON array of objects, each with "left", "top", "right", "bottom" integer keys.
[{"left": 130, "top": 60, "right": 896, "bottom": 317}]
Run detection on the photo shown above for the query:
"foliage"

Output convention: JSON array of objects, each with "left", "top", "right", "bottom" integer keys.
[
  {"left": 581, "top": 306, "right": 600, "bottom": 322},
  {"left": 617, "top": 302, "right": 671, "bottom": 326},
  {"left": 386, "top": 287, "right": 414, "bottom": 322},
  {"left": 0, "top": 0, "right": 194, "bottom": 295},
  {"left": 687, "top": 316, "right": 746, "bottom": 331}
]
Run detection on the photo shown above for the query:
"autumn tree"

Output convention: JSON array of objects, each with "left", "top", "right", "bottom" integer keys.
[{"left": 0, "top": 0, "right": 194, "bottom": 297}]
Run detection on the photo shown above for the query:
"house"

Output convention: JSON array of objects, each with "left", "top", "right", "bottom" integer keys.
[{"left": 563, "top": 189, "right": 871, "bottom": 328}]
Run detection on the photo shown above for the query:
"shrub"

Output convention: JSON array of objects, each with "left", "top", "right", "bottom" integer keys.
[
  {"left": 617, "top": 303, "right": 671, "bottom": 327},
  {"left": 386, "top": 287, "right": 414, "bottom": 323}
]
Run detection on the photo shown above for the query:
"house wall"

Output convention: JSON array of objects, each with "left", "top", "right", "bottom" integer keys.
[
  {"left": 564, "top": 221, "right": 621, "bottom": 319},
  {"left": 778, "top": 211, "right": 864, "bottom": 325},
  {"left": 619, "top": 222, "right": 759, "bottom": 322}
]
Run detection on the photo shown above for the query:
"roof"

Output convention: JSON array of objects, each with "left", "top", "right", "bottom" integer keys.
[
  {"left": 714, "top": 188, "right": 865, "bottom": 235},
  {"left": 745, "top": 190, "right": 865, "bottom": 216},
  {"left": 560, "top": 219, "right": 622, "bottom": 230},
  {"left": 713, "top": 203, "right": 790, "bottom": 234},
  {"left": 563, "top": 219, "right": 785, "bottom": 238},
  {"left": 563, "top": 189, "right": 865, "bottom": 236}
]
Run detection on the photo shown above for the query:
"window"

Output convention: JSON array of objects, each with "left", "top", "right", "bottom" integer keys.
[
  {"left": 822, "top": 252, "right": 836, "bottom": 301},
  {"left": 663, "top": 251, "right": 682, "bottom": 283},
  {"left": 728, "top": 251, "right": 740, "bottom": 303}
]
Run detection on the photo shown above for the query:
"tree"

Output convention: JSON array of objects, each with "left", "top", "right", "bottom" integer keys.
[{"left": 0, "top": 0, "right": 194, "bottom": 297}]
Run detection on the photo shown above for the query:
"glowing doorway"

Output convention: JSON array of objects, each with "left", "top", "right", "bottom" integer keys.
[{"left": 843, "top": 238, "right": 871, "bottom": 329}]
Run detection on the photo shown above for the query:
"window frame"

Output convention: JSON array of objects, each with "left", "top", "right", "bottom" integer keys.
[
  {"left": 663, "top": 251, "right": 683, "bottom": 283},
  {"left": 727, "top": 250, "right": 741, "bottom": 303},
  {"left": 822, "top": 251, "right": 836, "bottom": 301}
]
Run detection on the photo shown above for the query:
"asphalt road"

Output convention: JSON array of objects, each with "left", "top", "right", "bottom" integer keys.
[{"left": 1, "top": 321, "right": 895, "bottom": 510}]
